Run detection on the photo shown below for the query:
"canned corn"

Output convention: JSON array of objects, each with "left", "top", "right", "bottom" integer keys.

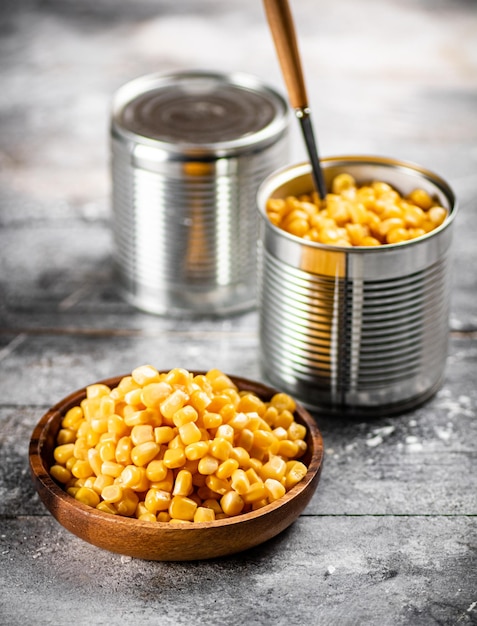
[
  {"left": 110, "top": 70, "right": 289, "bottom": 316},
  {"left": 257, "top": 156, "right": 458, "bottom": 417}
]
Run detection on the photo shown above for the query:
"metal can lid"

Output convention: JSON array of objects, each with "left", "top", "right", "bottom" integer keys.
[{"left": 111, "top": 70, "right": 288, "bottom": 157}]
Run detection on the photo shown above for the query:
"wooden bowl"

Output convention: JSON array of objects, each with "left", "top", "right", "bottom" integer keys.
[{"left": 29, "top": 373, "right": 324, "bottom": 561}]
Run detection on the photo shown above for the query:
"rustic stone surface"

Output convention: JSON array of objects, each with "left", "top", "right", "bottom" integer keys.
[{"left": 1, "top": 0, "right": 476, "bottom": 624}]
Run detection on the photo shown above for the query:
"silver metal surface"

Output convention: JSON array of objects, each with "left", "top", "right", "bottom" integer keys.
[
  {"left": 257, "top": 156, "right": 457, "bottom": 416},
  {"left": 111, "top": 70, "right": 289, "bottom": 316}
]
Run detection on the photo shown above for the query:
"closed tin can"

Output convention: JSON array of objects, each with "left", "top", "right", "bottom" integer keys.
[
  {"left": 111, "top": 70, "right": 289, "bottom": 316},
  {"left": 258, "top": 156, "right": 457, "bottom": 416}
]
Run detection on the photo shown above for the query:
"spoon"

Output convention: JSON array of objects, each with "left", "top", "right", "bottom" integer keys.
[{"left": 263, "top": 0, "right": 327, "bottom": 199}]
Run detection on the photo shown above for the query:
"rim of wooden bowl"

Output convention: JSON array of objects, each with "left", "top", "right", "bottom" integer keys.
[{"left": 29, "top": 372, "right": 324, "bottom": 561}]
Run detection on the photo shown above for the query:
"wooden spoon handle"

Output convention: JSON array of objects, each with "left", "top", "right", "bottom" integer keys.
[{"left": 263, "top": 0, "right": 308, "bottom": 110}]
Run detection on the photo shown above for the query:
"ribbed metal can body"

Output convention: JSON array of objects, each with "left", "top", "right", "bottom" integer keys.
[
  {"left": 258, "top": 156, "right": 457, "bottom": 416},
  {"left": 110, "top": 71, "right": 289, "bottom": 316}
]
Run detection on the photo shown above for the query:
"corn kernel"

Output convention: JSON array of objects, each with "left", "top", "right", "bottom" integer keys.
[
  {"left": 264, "top": 478, "right": 286, "bottom": 501},
  {"left": 198, "top": 455, "right": 219, "bottom": 475},
  {"left": 220, "top": 491, "right": 245, "bottom": 516},
  {"left": 169, "top": 495, "right": 197, "bottom": 521},
  {"left": 202, "top": 412, "right": 223, "bottom": 429},
  {"left": 146, "top": 459, "right": 168, "bottom": 483},
  {"left": 178, "top": 421, "right": 202, "bottom": 446},
  {"left": 173, "top": 470, "right": 193, "bottom": 497},
  {"left": 285, "top": 461, "right": 308, "bottom": 489},
  {"left": 163, "top": 447, "right": 186, "bottom": 469},
  {"left": 62, "top": 406, "right": 84, "bottom": 430},
  {"left": 194, "top": 506, "right": 216, "bottom": 522},
  {"left": 231, "top": 469, "right": 250, "bottom": 495},
  {"left": 96, "top": 501, "right": 117, "bottom": 515},
  {"left": 145, "top": 488, "right": 171, "bottom": 513},
  {"left": 53, "top": 443, "right": 75, "bottom": 465},
  {"left": 160, "top": 389, "right": 189, "bottom": 421},
  {"left": 101, "top": 484, "right": 124, "bottom": 503},
  {"left": 243, "top": 481, "right": 268, "bottom": 503},
  {"left": 216, "top": 458, "right": 239, "bottom": 480},
  {"left": 75, "top": 486, "right": 100, "bottom": 508},
  {"left": 50, "top": 464, "right": 72, "bottom": 484},
  {"left": 71, "top": 459, "right": 93, "bottom": 479},
  {"left": 173, "top": 405, "right": 198, "bottom": 427},
  {"left": 205, "top": 475, "right": 229, "bottom": 495},
  {"left": 184, "top": 440, "right": 209, "bottom": 461},
  {"left": 288, "top": 422, "right": 307, "bottom": 441},
  {"left": 260, "top": 456, "right": 287, "bottom": 481},
  {"left": 131, "top": 424, "right": 154, "bottom": 446},
  {"left": 116, "top": 489, "right": 139, "bottom": 517},
  {"left": 120, "top": 465, "right": 149, "bottom": 491},
  {"left": 101, "top": 461, "right": 124, "bottom": 478},
  {"left": 132, "top": 364, "right": 161, "bottom": 386},
  {"left": 141, "top": 381, "right": 172, "bottom": 409},
  {"left": 209, "top": 437, "right": 233, "bottom": 461},
  {"left": 115, "top": 436, "right": 133, "bottom": 465}
]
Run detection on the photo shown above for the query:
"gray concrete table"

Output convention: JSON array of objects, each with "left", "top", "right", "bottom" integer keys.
[{"left": 1, "top": 1, "right": 476, "bottom": 624}]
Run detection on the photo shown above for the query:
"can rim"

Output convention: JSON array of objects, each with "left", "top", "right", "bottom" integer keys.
[
  {"left": 257, "top": 155, "right": 458, "bottom": 253},
  {"left": 111, "top": 70, "right": 289, "bottom": 158}
]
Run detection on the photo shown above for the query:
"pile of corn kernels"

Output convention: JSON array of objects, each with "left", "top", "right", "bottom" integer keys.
[
  {"left": 50, "top": 366, "right": 308, "bottom": 524},
  {"left": 266, "top": 173, "right": 448, "bottom": 246}
]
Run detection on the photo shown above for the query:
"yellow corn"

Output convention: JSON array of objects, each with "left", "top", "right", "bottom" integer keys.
[
  {"left": 209, "top": 437, "right": 232, "bottom": 461},
  {"left": 260, "top": 456, "right": 287, "bottom": 482},
  {"left": 101, "top": 461, "right": 124, "bottom": 478},
  {"left": 172, "top": 470, "right": 193, "bottom": 497},
  {"left": 71, "top": 459, "right": 93, "bottom": 479},
  {"left": 202, "top": 412, "right": 223, "bottom": 429},
  {"left": 154, "top": 426, "right": 175, "bottom": 444},
  {"left": 150, "top": 468, "right": 174, "bottom": 493},
  {"left": 145, "top": 488, "right": 171, "bottom": 513},
  {"left": 216, "top": 458, "right": 239, "bottom": 480},
  {"left": 178, "top": 421, "right": 202, "bottom": 446},
  {"left": 194, "top": 506, "right": 215, "bottom": 522},
  {"left": 120, "top": 465, "right": 149, "bottom": 491},
  {"left": 146, "top": 460, "right": 168, "bottom": 483},
  {"left": 184, "top": 440, "right": 209, "bottom": 461},
  {"left": 131, "top": 364, "right": 161, "bottom": 386},
  {"left": 198, "top": 455, "right": 219, "bottom": 475},
  {"left": 285, "top": 461, "right": 308, "bottom": 489},
  {"left": 169, "top": 495, "right": 198, "bottom": 521},
  {"left": 101, "top": 484, "right": 124, "bottom": 503},
  {"left": 98, "top": 440, "right": 116, "bottom": 463},
  {"left": 96, "top": 501, "right": 117, "bottom": 515},
  {"left": 116, "top": 489, "right": 139, "bottom": 517},
  {"left": 115, "top": 436, "right": 133, "bottom": 465},
  {"left": 264, "top": 478, "right": 286, "bottom": 501},
  {"left": 243, "top": 481, "right": 268, "bottom": 504},
  {"left": 231, "top": 469, "right": 250, "bottom": 495},
  {"left": 141, "top": 381, "right": 172, "bottom": 409},
  {"left": 173, "top": 405, "right": 198, "bottom": 427},
  {"left": 87, "top": 448, "right": 102, "bottom": 477},
  {"left": 163, "top": 447, "right": 186, "bottom": 469},
  {"left": 51, "top": 366, "right": 310, "bottom": 524},
  {"left": 93, "top": 474, "right": 114, "bottom": 494},
  {"left": 50, "top": 464, "right": 72, "bottom": 484},
  {"left": 131, "top": 424, "right": 154, "bottom": 446},
  {"left": 62, "top": 406, "right": 84, "bottom": 430},
  {"left": 288, "top": 422, "right": 307, "bottom": 441},
  {"left": 205, "top": 475, "right": 229, "bottom": 495},
  {"left": 160, "top": 389, "right": 188, "bottom": 421},
  {"left": 53, "top": 443, "right": 75, "bottom": 465},
  {"left": 220, "top": 491, "right": 244, "bottom": 516},
  {"left": 75, "top": 486, "right": 100, "bottom": 508}
]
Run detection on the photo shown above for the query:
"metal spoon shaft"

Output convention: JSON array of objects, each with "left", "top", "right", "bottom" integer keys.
[{"left": 263, "top": 0, "right": 326, "bottom": 199}]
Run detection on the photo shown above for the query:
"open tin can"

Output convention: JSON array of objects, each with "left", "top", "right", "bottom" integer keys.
[
  {"left": 257, "top": 155, "right": 457, "bottom": 416},
  {"left": 110, "top": 70, "right": 289, "bottom": 316}
]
